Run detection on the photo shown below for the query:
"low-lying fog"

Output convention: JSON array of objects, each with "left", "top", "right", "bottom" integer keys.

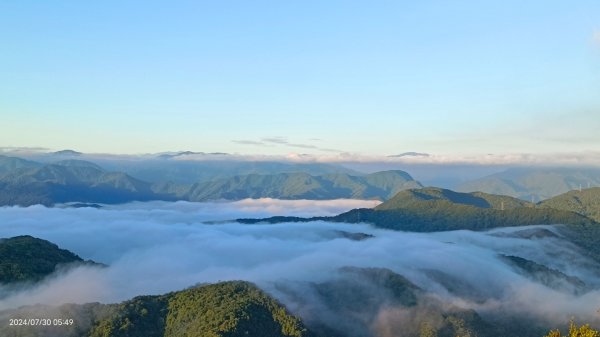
[{"left": 1, "top": 199, "right": 599, "bottom": 331}]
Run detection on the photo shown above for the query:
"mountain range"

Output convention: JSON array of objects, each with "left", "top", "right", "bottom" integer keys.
[
  {"left": 5, "top": 152, "right": 600, "bottom": 204},
  {"left": 182, "top": 170, "right": 420, "bottom": 201},
  {"left": 457, "top": 167, "right": 600, "bottom": 201},
  {"left": 0, "top": 159, "right": 165, "bottom": 206},
  {"left": 0, "top": 155, "right": 421, "bottom": 206}
]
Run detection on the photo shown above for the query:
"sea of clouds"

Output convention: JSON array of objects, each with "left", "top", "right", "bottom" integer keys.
[{"left": 1, "top": 198, "right": 599, "bottom": 333}]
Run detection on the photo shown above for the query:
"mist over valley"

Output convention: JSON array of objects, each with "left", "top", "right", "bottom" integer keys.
[{"left": 1, "top": 198, "right": 600, "bottom": 336}]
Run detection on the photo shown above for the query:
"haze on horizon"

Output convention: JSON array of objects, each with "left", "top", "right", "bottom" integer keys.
[{"left": 1, "top": 1, "right": 599, "bottom": 157}]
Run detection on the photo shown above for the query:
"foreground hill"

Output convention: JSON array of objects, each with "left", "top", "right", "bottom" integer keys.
[
  {"left": 0, "top": 235, "right": 96, "bottom": 284},
  {"left": 88, "top": 281, "right": 312, "bottom": 337},
  {"left": 1, "top": 281, "right": 314, "bottom": 337},
  {"left": 457, "top": 167, "right": 600, "bottom": 201},
  {"left": 0, "top": 236, "right": 311, "bottom": 337},
  {"left": 183, "top": 170, "right": 421, "bottom": 201}
]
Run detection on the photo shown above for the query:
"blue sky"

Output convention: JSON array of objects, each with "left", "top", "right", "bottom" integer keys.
[{"left": 1, "top": 1, "right": 599, "bottom": 157}]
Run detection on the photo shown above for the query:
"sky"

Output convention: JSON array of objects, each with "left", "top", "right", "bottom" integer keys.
[{"left": 1, "top": 1, "right": 599, "bottom": 157}]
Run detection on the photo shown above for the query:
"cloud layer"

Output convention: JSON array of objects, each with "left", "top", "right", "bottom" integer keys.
[{"left": 1, "top": 200, "right": 600, "bottom": 334}]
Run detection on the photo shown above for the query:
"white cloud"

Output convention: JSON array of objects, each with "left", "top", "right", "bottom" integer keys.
[
  {"left": 0, "top": 200, "right": 599, "bottom": 333},
  {"left": 5, "top": 145, "right": 600, "bottom": 168}
]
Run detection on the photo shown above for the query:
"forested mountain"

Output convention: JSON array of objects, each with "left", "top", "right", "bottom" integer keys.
[
  {"left": 539, "top": 187, "right": 600, "bottom": 222},
  {"left": 1, "top": 281, "right": 314, "bottom": 337},
  {"left": 88, "top": 281, "right": 313, "bottom": 337},
  {"left": 457, "top": 167, "right": 600, "bottom": 201},
  {"left": 240, "top": 187, "right": 593, "bottom": 231},
  {"left": 374, "top": 187, "right": 532, "bottom": 211},
  {"left": 239, "top": 186, "right": 600, "bottom": 265},
  {"left": 0, "top": 235, "right": 97, "bottom": 284}
]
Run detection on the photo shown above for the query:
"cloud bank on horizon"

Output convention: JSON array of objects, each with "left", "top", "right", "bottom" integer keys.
[{"left": 3, "top": 146, "right": 600, "bottom": 167}]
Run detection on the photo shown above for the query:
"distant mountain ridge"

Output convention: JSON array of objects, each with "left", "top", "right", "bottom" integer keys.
[
  {"left": 457, "top": 167, "right": 600, "bottom": 201},
  {"left": 0, "top": 162, "right": 163, "bottom": 206},
  {"left": 0, "top": 156, "right": 421, "bottom": 206},
  {"left": 182, "top": 170, "right": 421, "bottom": 201},
  {"left": 104, "top": 159, "right": 362, "bottom": 185}
]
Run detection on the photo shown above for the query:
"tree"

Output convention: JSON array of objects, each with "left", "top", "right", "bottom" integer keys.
[{"left": 544, "top": 321, "right": 600, "bottom": 337}]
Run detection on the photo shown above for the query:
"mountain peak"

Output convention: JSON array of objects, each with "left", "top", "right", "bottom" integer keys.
[
  {"left": 52, "top": 149, "right": 82, "bottom": 156},
  {"left": 388, "top": 152, "right": 430, "bottom": 158}
]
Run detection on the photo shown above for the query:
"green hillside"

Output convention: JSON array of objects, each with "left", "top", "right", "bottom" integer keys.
[
  {"left": 539, "top": 187, "right": 600, "bottom": 222},
  {"left": 356, "top": 187, "right": 575, "bottom": 232},
  {"left": 88, "top": 281, "right": 313, "bottom": 337},
  {"left": 240, "top": 187, "right": 592, "bottom": 232},
  {"left": 332, "top": 202, "right": 591, "bottom": 233},
  {"left": 240, "top": 187, "right": 600, "bottom": 264},
  {"left": 375, "top": 187, "right": 532, "bottom": 211},
  {"left": 0, "top": 235, "right": 86, "bottom": 284}
]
